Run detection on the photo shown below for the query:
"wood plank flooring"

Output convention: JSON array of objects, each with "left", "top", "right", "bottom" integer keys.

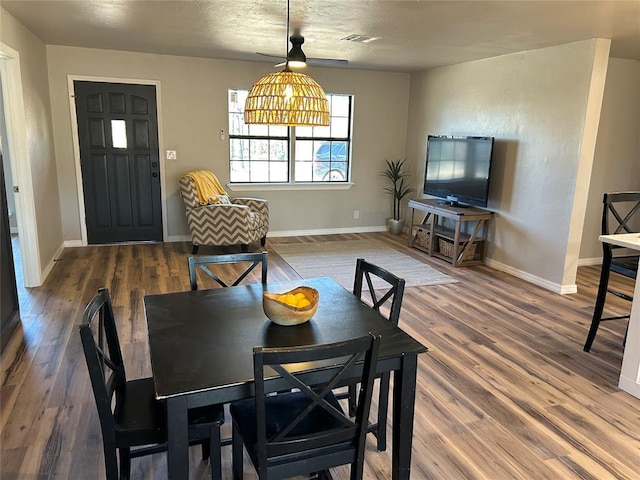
[{"left": 1, "top": 232, "right": 639, "bottom": 479}]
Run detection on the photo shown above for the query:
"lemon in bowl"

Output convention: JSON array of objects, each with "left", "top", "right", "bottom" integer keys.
[{"left": 263, "top": 286, "right": 319, "bottom": 326}]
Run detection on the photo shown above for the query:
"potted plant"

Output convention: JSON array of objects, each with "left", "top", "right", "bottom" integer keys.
[{"left": 381, "top": 159, "right": 415, "bottom": 235}]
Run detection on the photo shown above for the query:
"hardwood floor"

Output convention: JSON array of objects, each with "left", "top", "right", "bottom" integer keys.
[{"left": 1, "top": 232, "right": 639, "bottom": 479}]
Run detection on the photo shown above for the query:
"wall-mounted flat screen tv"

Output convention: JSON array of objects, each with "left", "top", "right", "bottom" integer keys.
[{"left": 424, "top": 135, "right": 495, "bottom": 208}]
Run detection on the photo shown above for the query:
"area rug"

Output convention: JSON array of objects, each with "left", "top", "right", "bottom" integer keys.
[{"left": 272, "top": 239, "right": 458, "bottom": 290}]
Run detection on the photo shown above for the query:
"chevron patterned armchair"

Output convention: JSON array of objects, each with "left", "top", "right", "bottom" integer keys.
[{"left": 179, "top": 174, "right": 269, "bottom": 254}]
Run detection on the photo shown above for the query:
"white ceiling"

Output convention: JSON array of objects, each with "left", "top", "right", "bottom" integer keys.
[{"left": 2, "top": 0, "right": 639, "bottom": 72}]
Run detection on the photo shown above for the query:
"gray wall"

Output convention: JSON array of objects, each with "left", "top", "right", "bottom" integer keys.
[
  {"left": 406, "top": 39, "right": 610, "bottom": 292},
  {"left": 45, "top": 45, "right": 411, "bottom": 240},
  {"left": 580, "top": 58, "right": 640, "bottom": 262},
  {"left": 0, "top": 7, "right": 63, "bottom": 277}
]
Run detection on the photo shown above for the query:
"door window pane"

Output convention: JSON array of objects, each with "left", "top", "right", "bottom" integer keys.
[{"left": 111, "top": 120, "right": 127, "bottom": 148}]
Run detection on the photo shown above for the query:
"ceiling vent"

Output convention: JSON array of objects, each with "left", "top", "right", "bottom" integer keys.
[{"left": 340, "top": 34, "right": 381, "bottom": 44}]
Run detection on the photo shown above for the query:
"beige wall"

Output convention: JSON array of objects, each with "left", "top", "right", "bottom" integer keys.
[
  {"left": 45, "top": 45, "right": 411, "bottom": 240},
  {"left": 0, "top": 8, "right": 63, "bottom": 278},
  {"left": 580, "top": 58, "right": 640, "bottom": 262},
  {"left": 406, "top": 40, "right": 608, "bottom": 291}
]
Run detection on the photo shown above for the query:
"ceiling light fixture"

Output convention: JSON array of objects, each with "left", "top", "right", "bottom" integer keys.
[
  {"left": 244, "top": 0, "right": 329, "bottom": 126},
  {"left": 286, "top": 34, "right": 307, "bottom": 68}
]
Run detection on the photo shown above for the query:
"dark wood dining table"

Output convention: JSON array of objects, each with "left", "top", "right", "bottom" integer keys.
[{"left": 144, "top": 276, "right": 428, "bottom": 479}]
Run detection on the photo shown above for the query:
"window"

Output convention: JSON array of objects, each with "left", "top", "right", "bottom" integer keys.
[{"left": 228, "top": 89, "right": 352, "bottom": 184}]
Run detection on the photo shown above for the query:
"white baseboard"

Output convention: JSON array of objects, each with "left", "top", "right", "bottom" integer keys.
[
  {"left": 267, "top": 225, "right": 387, "bottom": 238},
  {"left": 166, "top": 226, "right": 388, "bottom": 243},
  {"left": 484, "top": 257, "right": 577, "bottom": 295},
  {"left": 578, "top": 257, "right": 602, "bottom": 267},
  {"left": 41, "top": 242, "right": 66, "bottom": 284},
  {"left": 166, "top": 234, "right": 193, "bottom": 242},
  {"left": 64, "top": 240, "right": 84, "bottom": 247}
]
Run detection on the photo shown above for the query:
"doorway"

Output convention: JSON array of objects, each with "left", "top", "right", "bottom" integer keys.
[
  {"left": 73, "top": 81, "right": 163, "bottom": 244},
  {"left": 0, "top": 42, "right": 40, "bottom": 288}
]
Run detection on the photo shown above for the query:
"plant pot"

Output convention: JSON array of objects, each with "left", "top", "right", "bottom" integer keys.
[{"left": 388, "top": 219, "right": 404, "bottom": 235}]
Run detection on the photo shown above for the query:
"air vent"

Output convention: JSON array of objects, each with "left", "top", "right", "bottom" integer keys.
[{"left": 340, "top": 34, "right": 381, "bottom": 44}]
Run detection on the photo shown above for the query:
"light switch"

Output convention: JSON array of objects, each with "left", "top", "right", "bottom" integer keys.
[{"left": 166, "top": 150, "right": 177, "bottom": 160}]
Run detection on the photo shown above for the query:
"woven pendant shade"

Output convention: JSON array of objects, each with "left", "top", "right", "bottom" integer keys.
[{"left": 244, "top": 69, "right": 330, "bottom": 126}]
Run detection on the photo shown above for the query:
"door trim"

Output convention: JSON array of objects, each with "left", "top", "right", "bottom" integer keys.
[
  {"left": 0, "top": 42, "right": 41, "bottom": 287},
  {"left": 67, "top": 75, "right": 167, "bottom": 245}
]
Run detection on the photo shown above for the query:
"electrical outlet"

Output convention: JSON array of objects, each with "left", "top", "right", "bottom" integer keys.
[
  {"left": 353, "top": 210, "right": 359, "bottom": 219},
  {"left": 166, "top": 150, "right": 177, "bottom": 160}
]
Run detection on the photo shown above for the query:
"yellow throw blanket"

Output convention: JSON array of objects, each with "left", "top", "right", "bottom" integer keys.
[{"left": 184, "top": 170, "right": 228, "bottom": 205}]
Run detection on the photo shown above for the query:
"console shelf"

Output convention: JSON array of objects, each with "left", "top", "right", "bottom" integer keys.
[{"left": 408, "top": 199, "right": 494, "bottom": 267}]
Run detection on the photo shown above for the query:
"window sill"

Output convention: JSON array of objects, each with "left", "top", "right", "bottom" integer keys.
[{"left": 227, "top": 182, "right": 354, "bottom": 192}]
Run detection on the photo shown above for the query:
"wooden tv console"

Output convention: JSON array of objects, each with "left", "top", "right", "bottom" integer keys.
[{"left": 408, "top": 198, "right": 494, "bottom": 267}]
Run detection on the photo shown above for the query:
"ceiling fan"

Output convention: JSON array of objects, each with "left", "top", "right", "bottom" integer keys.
[{"left": 257, "top": 29, "right": 349, "bottom": 68}]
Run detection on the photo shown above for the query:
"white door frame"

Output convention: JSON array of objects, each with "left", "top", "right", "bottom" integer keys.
[
  {"left": 0, "top": 42, "right": 41, "bottom": 287},
  {"left": 67, "top": 75, "right": 167, "bottom": 245}
]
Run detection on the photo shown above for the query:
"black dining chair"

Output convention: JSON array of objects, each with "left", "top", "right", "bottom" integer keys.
[
  {"left": 584, "top": 192, "right": 640, "bottom": 352},
  {"left": 188, "top": 251, "right": 268, "bottom": 290},
  {"left": 230, "top": 334, "right": 381, "bottom": 480},
  {"left": 335, "top": 258, "right": 405, "bottom": 451},
  {"left": 79, "top": 287, "right": 225, "bottom": 480}
]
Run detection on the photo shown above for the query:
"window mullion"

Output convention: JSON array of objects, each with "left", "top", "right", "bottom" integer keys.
[{"left": 290, "top": 127, "right": 296, "bottom": 183}]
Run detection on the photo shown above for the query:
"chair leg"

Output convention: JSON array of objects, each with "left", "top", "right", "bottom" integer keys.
[
  {"left": 318, "top": 469, "right": 334, "bottom": 480},
  {"left": 375, "top": 372, "right": 391, "bottom": 451},
  {"left": 118, "top": 447, "right": 131, "bottom": 480},
  {"left": 232, "top": 422, "right": 244, "bottom": 480},
  {"left": 584, "top": 261, "right": 612, "bottom": 352},
  {"left": 103, "top": 444, "right": 119, "bottom": 480},
  {"left": 201, "top": 439, "right": 210, "bottom": 461},
  {"left": 260, "top": 235, "right": 267, "bottom": 247},
  {"left": 209, "top": 424, "right": 222, "bottom": 480},
  {"left": 192, "top": 244, "right": 199, "bottom": 254}
]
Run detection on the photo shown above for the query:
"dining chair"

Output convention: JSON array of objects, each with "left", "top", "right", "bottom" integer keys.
[
  {"left": 188, "top": 251, "right": 268, "bottom": 290},
  {"left": 229, "top": 333, "right": 381, "bottom": 480},
  {"left": 79, "top": 287, "right": 225, "bottom": 480},
  {"left": 584, "top": 192, "right": 640, "bottom": 352},
  {"left": 336, "top": 258, "right": 405, "bottom": 451}
]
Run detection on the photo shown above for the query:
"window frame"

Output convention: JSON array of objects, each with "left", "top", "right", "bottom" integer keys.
[{"left": 227, "top": 89, "right": 353, "bottom": 186}]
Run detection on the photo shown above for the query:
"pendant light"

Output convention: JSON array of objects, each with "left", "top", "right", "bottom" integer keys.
[{"left": 244, "top": 0, "right": 330, "bottom": 126}]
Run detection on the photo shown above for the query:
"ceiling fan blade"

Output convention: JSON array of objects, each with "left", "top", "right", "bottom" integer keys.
[
  {"left": 306, "top": 58, "right": 349, "bottom": 67},
  {"left": 256, "top": 32, "right": 349, "bottom": 68},
  {"left": 256, "top": 52, "right": 286, "bottom": 61},
  {"left": 258, "top": 53, "right": 349, "bottom": 68}
]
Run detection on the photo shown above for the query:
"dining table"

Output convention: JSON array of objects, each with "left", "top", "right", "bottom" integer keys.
[
  {"left": 599, "top": 233, "right": 640, "bottom": 399},
  {"left": 144, "top": 276, "right": 428, "bottom": 479}
]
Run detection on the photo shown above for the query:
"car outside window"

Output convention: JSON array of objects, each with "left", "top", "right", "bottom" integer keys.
[{"left": 228, "top": 90, "right": 352, "bottom": 184}]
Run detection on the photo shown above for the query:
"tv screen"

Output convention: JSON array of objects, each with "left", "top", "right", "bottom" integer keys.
[{"left": 424, "top": 135, "right": 494, "bottom": 207}]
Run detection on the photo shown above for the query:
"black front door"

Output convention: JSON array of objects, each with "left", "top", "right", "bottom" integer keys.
[
  {"left": 1, "top": 153, "right": 19, "bottom": 353},
  {"left": 74, "top": 81, "right": 162, "bottom": 244}
]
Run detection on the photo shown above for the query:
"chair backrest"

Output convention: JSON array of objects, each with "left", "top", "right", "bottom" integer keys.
[
  {"left": 252, "top": 334, "right": 381, "bottom": 472},
  {"left": 78, "top": 287, "right": 125, "bottom": 437},
  {"left": 188, "top": 251, "right": 268, "bottom": 290},
  {"left": 602, "top": 192, "right": 640, "bottom": 238},
  {"left": 353, "top": 258, "right": 405, "bottom": 326},
  {"left": 179, "top": 174, "right": 201, "bottom": 210},
  {"left": 602, "top": 192, "right": 640, "bottom": 279}
]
